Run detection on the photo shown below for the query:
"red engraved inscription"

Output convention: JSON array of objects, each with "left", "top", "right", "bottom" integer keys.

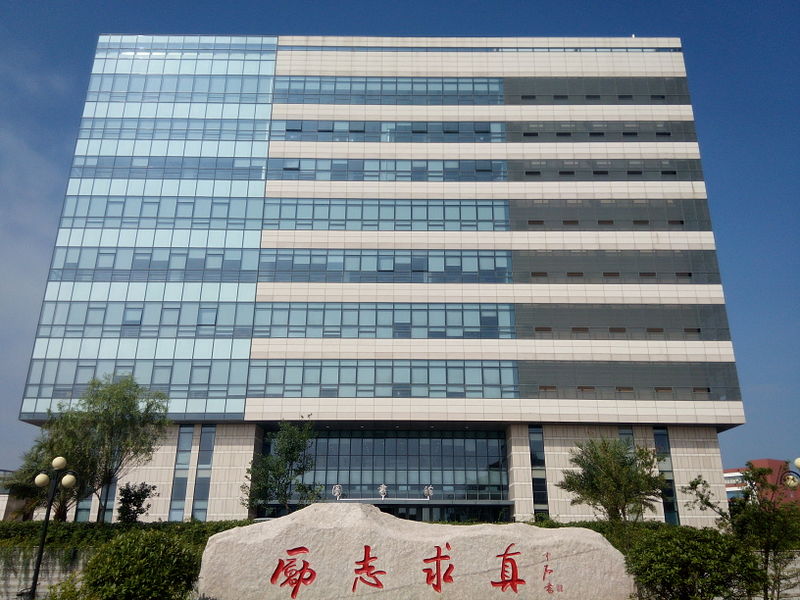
[
  {"left": 270, "top": 547, "right": 317, "bottom": 599},
  {"left": 352, "top": 545, "right": 386, "bottom": 592},
  {"left": 422, "top": 543, "right": 455, "bottom": 593},
  {"left": 490, "top": 543, "right": 526, "bottom": 593}
]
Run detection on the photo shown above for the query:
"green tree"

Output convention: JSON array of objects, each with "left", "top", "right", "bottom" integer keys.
[
  {"left": 684, "top": 463, "right": 800, "bottom": 600},
  {"left": 60, "top": 376, "right": 169, "bottom": 522},
  {"left": 117, "top": 482, "right": 158, "bottom": 523},
  {"left": 240, "top": 420, "right": 321, "bottom": 516},
  {"left": 626, "top": 526, "right": 763, "bottom": 600},
  {"left": 1, "top": 436, "right": 91, "bottom": 521},
  {"left": 5, "top": 375, "right": 169, "bottom": 523},
  {"left": 557, "top": 438, "right": 666, "bottom": 523}
]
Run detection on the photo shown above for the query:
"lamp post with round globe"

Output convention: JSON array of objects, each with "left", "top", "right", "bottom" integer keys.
[
  {"left": 781, "top": 457, "right": 800, "bottom": 491},
  {"left": 20, "top": 457, "right": 78, "bottom": 599}
]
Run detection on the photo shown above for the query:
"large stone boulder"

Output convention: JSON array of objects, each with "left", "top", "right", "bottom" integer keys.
[{"left": 198, "top": 503, "right": 633, "bottom": 599}]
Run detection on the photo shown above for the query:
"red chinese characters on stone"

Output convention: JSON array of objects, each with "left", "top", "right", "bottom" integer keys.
[
  {"left": 352, "top": 545, "right": 386, "bottom": 592},
  {"left": 541, "top": 551, "right": 564, "bottom": 594},
  {"left": 270, "top": 547, "right": 317, "bottom": 599},
  {"left": 422, "top": 543, "right": 455, "bottom": 593},
  {"left": 490, "top": 543, "right": 526, "bottom": 593}
]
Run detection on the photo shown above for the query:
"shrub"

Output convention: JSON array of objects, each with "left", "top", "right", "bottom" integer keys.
[
  {"left": 80, "top": 529, "right": 201, "bottom": 600},
  {"left": 116, "top": 482, "right": 158, "bottom": 524},
  {"left": 626, "top": 526, "right": 763, "bottom": 600},
  {"left": 45, "top": 574, "right": 83, "bottom": 600}
]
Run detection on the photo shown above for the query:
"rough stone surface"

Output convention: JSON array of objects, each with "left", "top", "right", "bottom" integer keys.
[{"left": 198, "top": 503, "right": 634, "bottom": 599}]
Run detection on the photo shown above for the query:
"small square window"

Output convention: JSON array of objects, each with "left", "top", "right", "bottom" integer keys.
[
  {"left": 534, "top": 326, "right": 552, "bottom": 332},
  {"left": 539, "top": 385, "right": 557, "bottom": 392},
  {"left": 523, "top": 132, "right": 539, "bottom": 137},
  {"left": 616, "top": 386, "right": 634, "bottom": 392},
  {"left": 656, "top": 131, "right": 672, "bottom": 137},
  {"left": 559, "top": 170, "right": 575, "bottom": 176},
  {"left": 521, "top": 94, "right": 536, "bottom": 100},
  {"left": 562, "top": 220, "right": 579, "bottom": 226},
  {"left": 683, "top": 327, "right": 701, "bottom": 334},
  {"left": 566, "top": 272, "right": 584, "bottom": 277},
  {"left": 556, "top": 132, "right": 572, "bottom": 137},
  {"left": 668, "top": 219, "right": 685, "bottom": 226},
  {"left": 593, "top": 170, "right": 609, "bottom": 176},
  {"left": 571, "top": 327, "right": 589, "bottom": 333},
  {"left": 525, "top": 170, "right": 541, "bottom": 176},
  {"left": 531, "top": 271, "right": 548, "bottom": 278},
  {"left": 655, "top": 386, "right": 673, "bottom": 393},
  {"left": 647, "top": 327, "right": 665, "bottom": 333},
  {"left": 598, "top": 219, "right": 614, "bottom": 225},
  {"left": 609, "top": 327, "right": 627, "bottom": 333},
  {"left": 627, "top": 170, "right": 643, "bottom": 175},
  {"left": 577, "top": 385, "right": 595, "bottom": 391},
  {"left": 693, "top": 387, "right": 711, "bottom": 393},
  {"left": 528, "top": 220, "right": 544, "bottom": 226},
  {"left": 622, "top": 131, "right": 638, "bottom": 137},
  {"left": 676, "top": 272, "right": 693, "bottom": 278},
  {"left": 661, "top": 170, "right": 677, "bottom": 176},
  {"left": 589, "top": 132, "right": 605, "bottom": 137},
  {"left": 603, "top": 271, "right": 620, "bottom": 277}
]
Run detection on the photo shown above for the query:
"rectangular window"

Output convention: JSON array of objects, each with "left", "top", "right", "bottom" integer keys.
[
  {"left": 529, "top": 425, "right": 549, "bottom": 518},
  {"left": 169, "top": 425, "right": 194, "bottom": 522},
  {"left": 191, "top": 425, "right": 216, "bottom": 521}
]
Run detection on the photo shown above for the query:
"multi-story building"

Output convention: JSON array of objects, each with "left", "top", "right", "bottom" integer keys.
[{"left": 20, "top": 34, "right": 743, "bottom": 525}]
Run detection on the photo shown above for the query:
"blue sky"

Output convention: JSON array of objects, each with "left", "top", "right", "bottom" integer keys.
[{"left": 0, "top": 1, "right": 797, "bottom": 469}]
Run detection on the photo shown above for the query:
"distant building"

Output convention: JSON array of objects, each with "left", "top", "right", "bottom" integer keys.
[{"left": 724, "top": 459, "right": 800, "bottom": 504}]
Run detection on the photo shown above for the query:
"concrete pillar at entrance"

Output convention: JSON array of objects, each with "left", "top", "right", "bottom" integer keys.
[{"left": 506, "top": 423, "right": 534, "bottom": 522}]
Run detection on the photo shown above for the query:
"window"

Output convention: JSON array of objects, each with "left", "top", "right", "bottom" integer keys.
[
  {"left": 577, "top": 385, "right": 596, "bottom": 391},
  {"left": 676, "top": 272, "right": 692, "bottom": 278},
  {"left": 566, "top": 272, "right": 584, "bottom": 277},
  {"left": 528, "top": 220, "right": 544, "bottom": 225},
  {"left": 609, "top": 327, "right": 627, "bottom": 333},
  {"left": 603, "top": 271, "right": 620, "bottom": 277},
  {"left": 198, "top": 308, "right": 218, "bottom": 325},
  {"left": 122, "top": 307, "right": 142, "bottom": 325},
  {"left": 593, "top": 170, "right": 609, "bottom": 175},
  {"left": 683, "top": 327, "right": 701, "bottom": 334},
  {"left": 647, "top": 327, "right": 665, "bottom": 333},
  {"left": 668, "top": 219, "right": 685, "bottom": 225},
  {"left": 598, "top": 220, "right": 614, "bottom": 225},
  {"left": 562, "top": 220, "right": 579, "bottom": 225},
  {"left": 534, "top": 326, "right": 552, "bottom": 332},
  {"left": 571, "top": 327, "right": 589, "bottom": 333},
  {"left": 633, "top": 219, "right": 650, "bottom": 225},
  {"left": 531, "top": 272, "right": 548, "bottom": 278},
  {"left": 525, "top": 170, "right": 541, "bottom": 176}
]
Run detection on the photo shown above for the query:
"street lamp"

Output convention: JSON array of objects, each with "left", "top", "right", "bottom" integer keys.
[
  {"left": 782, "top": 457, "right": 800, "bottom": 490},
  {"left": 18, "top": 457, "right": 77, "bottom": 599}
]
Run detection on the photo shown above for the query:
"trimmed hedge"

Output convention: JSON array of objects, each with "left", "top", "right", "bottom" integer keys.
[{"left": 0, "top": 519, "right": 250, "bottom": 552}]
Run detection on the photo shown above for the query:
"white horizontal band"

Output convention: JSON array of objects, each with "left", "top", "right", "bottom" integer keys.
[
  {"left": 264, "top": 180, "right": 708, "bottom": 199},
  {"left": 244, "top": 396, "right": 744, "bottom": 426},
  {"left": 260, "top": 230, "right": 715, "bottom": 251},
  {"left": 277, "top": 36, "right": 683, "bottom": 48},
  {"left": 268, "top": 141, "right": 700, "bottom": 160},
  {"left": 250, "top": 338, "right": 735, "bottom": 362},
  {"left": 275, "top": 50, "right": 686, "bottom": 78},
  {"left": 270, "top": 103, "right": 695, "bottom": 122},
  {"left": 256, "top": 282, "right": 725, "bottom": 304}
]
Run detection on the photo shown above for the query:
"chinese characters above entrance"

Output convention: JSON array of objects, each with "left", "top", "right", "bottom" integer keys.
[{"left": 198, "top": 503, "right": 633, "bottom": 599}]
